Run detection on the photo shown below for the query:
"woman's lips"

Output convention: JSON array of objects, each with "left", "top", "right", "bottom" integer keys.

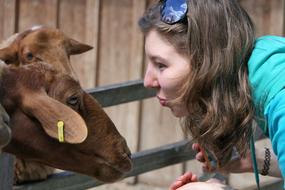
[{"left": 157, "top": 96, "right": 167, "bottom": 106}]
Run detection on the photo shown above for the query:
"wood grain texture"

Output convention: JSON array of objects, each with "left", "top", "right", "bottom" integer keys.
[
  {"left": 97, "top": 0, "right": 147, "bottom": 184},
  {"left": 97, "top": 0, "right": 146, "bottom": 153},
  {"left": 240, "top": 0, "right": 284, "bottom": 36},
  {"left": 0, "top": 0, "right": 16, "bottom": 41},
  {"left": 138, "top": 98, "right": 184, "bottom": 186},
  {"left": 18, "top": 0, "right": 58, "bottom": 31},
  {"left": 58, "top": 0, "right": 98, "bottom": 88}
]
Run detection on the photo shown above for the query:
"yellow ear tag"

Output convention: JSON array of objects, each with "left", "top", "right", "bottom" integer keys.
[{"left": 57, "top": 120, "right": 65, "bottom": 142}]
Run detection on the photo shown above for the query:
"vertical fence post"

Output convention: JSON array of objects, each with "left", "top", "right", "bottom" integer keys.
[{"left": 0, "top": 153, "right": 14, "bottom": 190}]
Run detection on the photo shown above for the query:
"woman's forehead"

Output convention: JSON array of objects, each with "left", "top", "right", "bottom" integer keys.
[
  {"left": 145, "top": 30, "right": 178, "bottom": 57},
  {"left": 145, "top": 30, "right": 189, "bottom": 65}
]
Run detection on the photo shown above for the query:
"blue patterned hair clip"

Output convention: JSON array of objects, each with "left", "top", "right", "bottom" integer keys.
[{"left": 160, "top": 0, "right": 188, "bottom": 24}]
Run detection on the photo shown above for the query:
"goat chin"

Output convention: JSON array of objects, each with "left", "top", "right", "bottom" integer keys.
[{"left": 14, "top": 160, "right": 55, "bottom": 184}]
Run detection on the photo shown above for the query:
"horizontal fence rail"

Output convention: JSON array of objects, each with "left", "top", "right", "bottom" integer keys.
[
  {"left": 1, "top": 80, "right": 284, "bottom": 190},
  {"left": 15, "top": 140, "right": 195, "bottom": 190},
  {"left": 86, "top": 79, "right": 156, "bottom": 107},
  {"left": 0, "top": 153, "right": 14, "bottom": 190}
]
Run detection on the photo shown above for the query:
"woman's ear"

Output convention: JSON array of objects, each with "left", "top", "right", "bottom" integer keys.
[{"left": 21, "top": 90, "right": 88, "bottom": 144}]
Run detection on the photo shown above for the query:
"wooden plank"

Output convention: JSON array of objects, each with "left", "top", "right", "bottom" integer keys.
[
  {"left": 240, "top": 0, "right": 284, "bottom": 36},
  {"left": 131, "top": 140, "right": 194, "bottom": 177},
  {"left": 97, "top": 0, "right": 145, "bottom": 86},
  {"left": 0, "top": 0, "right": 16, "bottom": 41},
  {"left": 18, "top": 0, "right": 58, "bottom": 31},
  {"left": 85, "top": 0, "right": 100, "bottom": 88},
  {"left": 139, "top": 98, "right": 184, "bottom": 186},
  {"left": 97, "top": 0, "right": 146, "bottom": 167},
  {"left": 58, "top": 0, "right": 98, "bottom": 89},
  {"left": 0, "top": 153, "right": 15, "bottom": 190}
]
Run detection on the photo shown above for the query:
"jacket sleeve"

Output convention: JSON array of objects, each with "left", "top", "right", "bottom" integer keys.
[{"left": 265, "top": 88, "right": 285, "bottom": 182}]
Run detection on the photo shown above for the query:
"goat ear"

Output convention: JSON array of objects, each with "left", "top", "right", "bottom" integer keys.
[
  {"left": 21, "top": 91, "right": 88, "bottom": 144},
  {"left": 66, "top": 38, "right": 93, "bottom": 55},
  {"left": 0, "top": 33, "right": 21, "bottom": 65},
  {"left": 0, "top": 47, "right": 19, "bottom": 65}
]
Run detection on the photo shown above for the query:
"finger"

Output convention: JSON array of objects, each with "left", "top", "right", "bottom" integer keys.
[
  {"left": 181, "top": 172, "right": 194, "bottom": 183},
  {"left": 181, "top": 172, "right": 199, "bottom": 183},
  {"left": 169, "top": 172, "right": 198, "bottom": 190},
  {"left": 196, "top": 152, "right": 206, "bottom": 162},
  {"left": 169, "top": 180, "right": 183, "bottom": 190},
  {"left": 191, "top": 174, "right": 198, "bottom": 182},
  {"left": 192, "top": 143, "right": 201, "bottom": 152}
]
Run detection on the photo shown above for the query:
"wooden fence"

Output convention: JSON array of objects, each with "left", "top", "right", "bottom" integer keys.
[
  {"left": 0, "top": 80, "right": 284, "bottom": 190},
  {"left": 0, "top": 0, "right": 285, "bottom": 189}
]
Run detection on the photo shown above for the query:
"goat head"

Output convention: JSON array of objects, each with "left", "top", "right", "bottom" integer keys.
[
  {"left": 0, "top": 26, "right": 93, "bottom": 79},
  {"left": 1, "top": 62, "right": 132, "bottom": 183}
]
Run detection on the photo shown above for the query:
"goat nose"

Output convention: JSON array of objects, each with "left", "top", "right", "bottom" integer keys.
[
  {"left": 125, "top": 146, "right": 131, "bottom": 159},
  {"left": 119, "top": 139, "right": 131, "bottom": 158}
]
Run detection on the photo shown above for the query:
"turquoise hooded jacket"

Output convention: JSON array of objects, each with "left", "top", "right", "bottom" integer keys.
[{"left": 248, "top": 35, "right": 285, "bottom": 185}]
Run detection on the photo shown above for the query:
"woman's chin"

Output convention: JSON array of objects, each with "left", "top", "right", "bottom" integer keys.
[{"left": 169, "top": 107, "right": 188, "bottom": 118}]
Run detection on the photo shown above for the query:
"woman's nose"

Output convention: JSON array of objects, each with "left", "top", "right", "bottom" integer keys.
[{"left": 144, "top": 69, "right": 159, "bottom": 88}]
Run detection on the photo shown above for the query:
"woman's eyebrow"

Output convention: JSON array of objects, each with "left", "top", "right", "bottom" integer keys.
[{"left": 149, "top": 55, "right": 169, "bottom": 64}]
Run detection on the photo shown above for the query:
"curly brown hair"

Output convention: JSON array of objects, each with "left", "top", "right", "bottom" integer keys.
[{"left": 139, "top": 0, "right": 256, "bottom": 166}]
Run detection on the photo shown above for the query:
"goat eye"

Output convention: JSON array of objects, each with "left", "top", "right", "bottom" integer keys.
[
  {"left": 67, "top": 96, "right": 79, "bottom": 106},
  {"left": 26, "top": 52, "right": 34, "bottom": 61}
]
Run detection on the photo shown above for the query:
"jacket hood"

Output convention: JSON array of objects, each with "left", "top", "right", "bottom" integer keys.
[{"left": 248, "top": 35, "right": 285, "bottom": 133}]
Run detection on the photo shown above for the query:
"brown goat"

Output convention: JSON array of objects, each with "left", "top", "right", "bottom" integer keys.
[
  {"left": 0, "top": 26, "right": 95, "bottom": 183},
  {"left": 0, "top": 27, "right": 131, "bottom": 181},
  {"left": 0, "top": 62, "right": 132, "bottom": 183}
]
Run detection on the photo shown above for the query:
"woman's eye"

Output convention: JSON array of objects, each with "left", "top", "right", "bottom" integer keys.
[
  {"left": 67, "top": 96, "right": 79, "bottom": 106},
  {"left": 156, "top": 63, "right": 166, "bottom": 70}
]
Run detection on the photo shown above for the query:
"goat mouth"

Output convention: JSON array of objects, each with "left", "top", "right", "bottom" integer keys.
[
  {"left": 78, "top": 150, "right": 132, "bottom": 174},
  {"left": 104, "top": 153, "right": 132, "bottom": 173}
]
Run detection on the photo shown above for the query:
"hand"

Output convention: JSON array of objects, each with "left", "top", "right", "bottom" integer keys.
[
  {"left": 169, "top": 172, "right": 198, "bottom": 190},
  {"left": 192, "top": 143, "right": 252, "bottom": 174},
  {"left": 175, "top": 181, "right": 231, "bottom": 190}
]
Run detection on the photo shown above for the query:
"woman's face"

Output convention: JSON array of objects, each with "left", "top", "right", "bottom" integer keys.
[{"left": 144, "top": 30, "right": 190, "bottom": 117}]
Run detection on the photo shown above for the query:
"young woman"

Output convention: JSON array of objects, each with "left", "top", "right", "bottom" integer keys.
[{"left": 139, "top": 0, "right": 285, "bottom": 189}]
